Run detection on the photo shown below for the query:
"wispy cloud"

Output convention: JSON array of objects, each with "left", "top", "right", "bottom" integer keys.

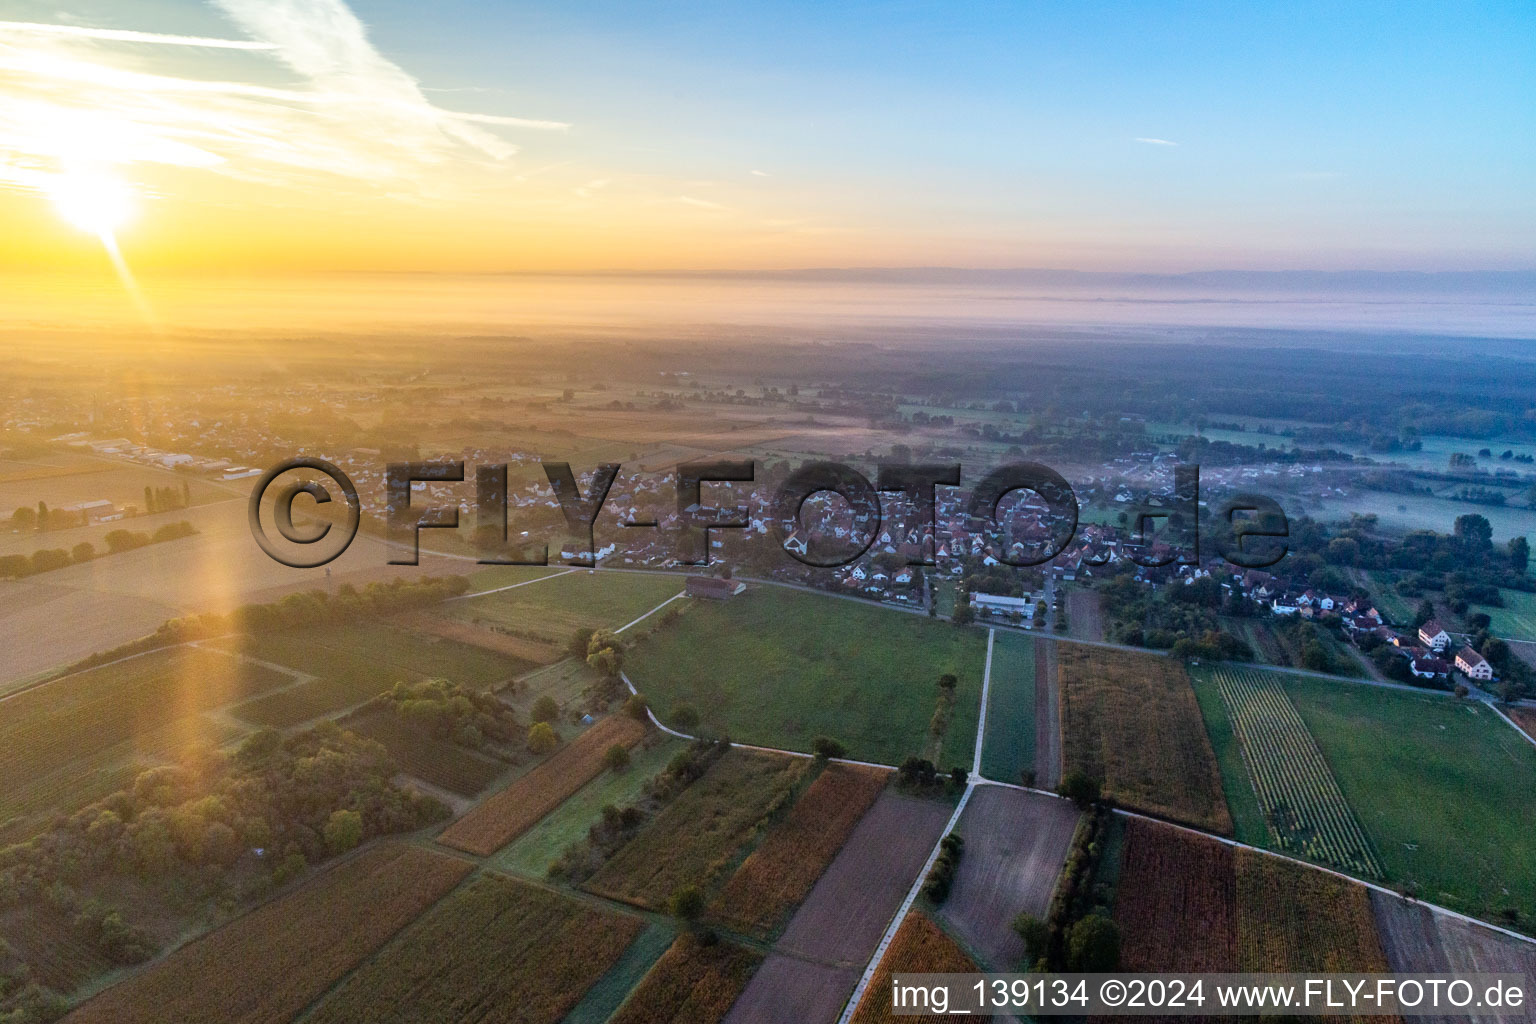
[
  {"left": 0, "top": 0, "right": 568, "bottom": 202},
  {"left": 750, "top": 169, "right": 769, "bottom": 177},
  {"left": 1134, "top": 137, "right": 1178, "bottom": 146}
]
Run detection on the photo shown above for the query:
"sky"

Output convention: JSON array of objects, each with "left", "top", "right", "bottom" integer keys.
[{"left": 0, "top": 0, "right": 1532, "bottom": 275}]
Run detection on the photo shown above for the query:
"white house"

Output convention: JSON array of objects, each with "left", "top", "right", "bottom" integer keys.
[
  {"left": 1419, "top": 620, "right": 1451, "bottom": 652},
  {"left": 1455, "top": 647, "right": 1494, "bottom": 682}
]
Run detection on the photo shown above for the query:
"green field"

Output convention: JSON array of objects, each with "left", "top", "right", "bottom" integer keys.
[
  {"left": 444, "top": 570, "right": 685, "bottom": 645},
  {"left": 625, "top": 586, "right": 989, "bottom": 765},
  {"left": 1362, "top": 571, "right": 1415, "bottom": 625},
  {"left": 222, "top": 621, "right": 520, "bottom": 728},
  {"left": 979, "top": 632, "right": 1035, "bottom": 783},
  {"left": 1284, "top": 677, "right": 1536, "bottom": 924},
  {"left": 1475, "top": 589, "right": 1536, "bottom": 642},
  {"left": 494, "top": 738, "right": 683, "bottom": 877},
  {"left": 345, "top": 708, "right": 509, "bottom": 796}
]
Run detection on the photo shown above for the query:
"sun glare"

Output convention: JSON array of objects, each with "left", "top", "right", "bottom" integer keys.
[{"left": 46, "top": 171, "right": 136, "bottom": 238}]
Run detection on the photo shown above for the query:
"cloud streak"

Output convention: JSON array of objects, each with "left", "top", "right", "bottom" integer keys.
[
  {"left": 0, "top": 0, "right": 568, "bottom": 203},
  {"left": 1134, "top": 137, "right": 1178, "bottom": 146}
]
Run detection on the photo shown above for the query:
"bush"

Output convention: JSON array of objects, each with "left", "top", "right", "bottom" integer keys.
[
  {"left": 1066, "top": 914, "right": 1120, "bottom": 971},
  {"left": 671, "top": 703, "right": 700, "bottom": 731},
  {"left": 323, "top": 809, "right": 363, "bottom": 855},
  {"left": 531, "top": 695, "right": 560, "bottom": 724},
  {"left": 668, "top": 884, "right": 705, "bottom": 922},
  {"left": 1012, "top": 912, "right": 1050, "bottom": 967},
  {"left": 1058, "top": 771, "right": 1101, "bottom": 808},
  {"left": 623, "top": 693, "right": 650, "bottom": 721},
  {"left": 811, "top": 735, "right": 847, "bottom": 760},
  {"left": 603, "top": 743, "right": 631, "bottom": 772},
  {"left": 527, "top": 721, "right": 558, "bottom": 754}
]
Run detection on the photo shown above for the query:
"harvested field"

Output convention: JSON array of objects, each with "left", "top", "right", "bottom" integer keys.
[
  {"left": 1370, "top": 892, "right": 1452, "bottom": 977},
  {"left": 443, "top": 571, "right": 684, "bottom": 658},
  {"left": 1034, "top": 638, "right": 1062, "bottom": 789},
  {"left": 62, "top": 844, "right": 473, "bottom": 1024},
  {"left": 937, "top": 786, "right": 1081, "bottom": 970},
  {"left": 438, "top": 714, "right": 647, "bottom": 856},
  {"left": 1114, "top": 818, "right": 1237, "bottom": 972},
  {"left": 848, "top": 912, "right": 990, "bottom": 1024},
  {"left": 585, "top": 749, "right": 806, "bottom": 909},
  {"left": 607, "top": 935, "right": 762, "bottom": 1024},
  {"left": 979, "top": 632, "right": 1035, "bottom": 785},
  {"left": 305, "top": 873, "right": 642, "bottom": 1024},
  {"left": 708, "top": 763, "right": 891, "bottom": 938},
  {"left": 1233, "top": 848, "right": 1392, "bottom": 973},
  {"left": 721, "top": 956, "right": 857, "bottom": 1024},
  {"left": 1214, "top": 666, "right": 1384, "bottom": 876},
  {"left": 1435, "top": 916, "right": 1536, "bottom": 1024},
  {"left": 1066, "top": 588, "right": 1104, "bottom": 642},
  {"left": 775, "top": 790, "right": 955, "bottom": 966},
  {"left": 1058, "top": 646, "right": 1232, "bottom": 833},
  {"left": 345, "top": 707, "right": 507, "bottom": 796}
]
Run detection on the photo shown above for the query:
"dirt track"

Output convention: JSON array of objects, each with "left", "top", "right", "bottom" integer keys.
[
  {"left": 938, "top": 786, "right": 1080, "bottom": 969},
  {"left": 1034, "top": 639, "right": 1062, "bottom": 789}
]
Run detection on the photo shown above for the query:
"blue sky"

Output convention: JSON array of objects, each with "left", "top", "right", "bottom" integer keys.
[{"left": 1, "top": 0, "right": 1532, "bottom": 270}]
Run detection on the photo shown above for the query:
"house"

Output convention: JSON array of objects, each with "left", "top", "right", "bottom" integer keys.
[
  {"left": 1409, "top": 655, "right": 1450, "bottom": 680},
  {"left": 1418, "top": 620, "right": 1451, "bottom": 652},
  {"left": 1455, "top": 647, "right": 1494, "bottom": 682},
  {"left": 685, "top": 576, "right": 746, "bottom": 600}
]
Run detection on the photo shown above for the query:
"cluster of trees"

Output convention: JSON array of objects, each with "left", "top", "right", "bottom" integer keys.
[
  {"left": 0, "top": 723, "right": 445, "bottom": 1019},
  {"left": 0, "top": 521, "right": 197, "bottom": 579},
  {"left": 896, "top": 757, "right": 967, "bottom": 793},
  {"left": 922, "top": 832, "right": 965, "bottom": 904},
  {"left": 1100, "top": 571, "right": 1254, "bottom": 660},
  {"left": 1014, "top": 806, "right": 1119, "bottom": 973},
  {"left": 69, "top": 576, "right": 471, "bottom": 671},
  {"left": 377, "top": 679, "right": 522, "bottom": 752},
  {"left": 142, "top": 484, "right": 191, "bottom": 514}
]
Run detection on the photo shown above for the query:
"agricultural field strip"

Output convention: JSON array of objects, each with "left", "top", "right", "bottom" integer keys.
[
  {"left": 1103, "top": 798, "right": 1536, "bottom": 949},
  {"left": 971, "top": 629, "right": 995, "bottom": 777},
  {"left": 447, "top": 567, "right": 579, "bottom": 601},
  {"left": 1215, "top": 667, "right": 1385, "bottom": 877},
  {"left": 0, "top": 633, "right": 242, "bottom": 705}
]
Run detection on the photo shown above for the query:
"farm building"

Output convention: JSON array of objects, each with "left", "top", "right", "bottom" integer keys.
[
  {"left": 1418, "top": 620, "right": 1451, "bottom": 652},
  {"left": 1455, "top": 648, "right": 1494, "bottom": 682},
  {"left": 971, "top": 592, "right": 1034, "bottom": 616},
  {"left": 685, "top": 575, "right": 746, "bottom": 600}
]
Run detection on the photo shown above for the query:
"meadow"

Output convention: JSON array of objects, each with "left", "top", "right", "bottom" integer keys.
[
  {"left": 344, "top": 707, "right": 508, "bottom": 796},
  {"left": 1057, "top": 646, "right": 1232, "bottom": 834},
  {"left": 624, "top": 586, "right": 988, "bottom": 766},
  {"left": 304, "top": 874, "right": 643, "bottom": 1024},
  {"left": 1474, "top": 588, "right": 1536, "bottom": 642},
  {"left": 441, "top": 570, "right": 684, "bottom": 659},
  {"left": 223, "top": 621, "right": 518, "bottom": 728},
  {"left": 978, "top": 631, "right": 1036, "bottom": 783},
  {"left": 584, "top": 748, "right": 806, "bottom": 910},
  {"left": 1285, "top": 676, "right": 1536, "bottom": 924}
]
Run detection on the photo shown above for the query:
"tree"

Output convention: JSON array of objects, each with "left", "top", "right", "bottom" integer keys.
[
  {"left": 323, "top": 809, "right": 363, "bottom": 855},
  {"left": 603, "top": 743, "right": 631, "bottom": 772},
  {"left": 568, "top": 627, "right": 597, "bottom": 659},
  {"left": 811, "top": 735, "right": 847, "bottom": 760},
  {"left": 668, "top": 884, "right": 705, "bottom": 924},
  {"left": 937, "top": 673, "right": 958, "bottom": 692},
  {"left": 531, "top": 695, "right": 560, "bottom": 724},
  {"left": 527, "top": 721, "right": 558, "bottom": 754},
  {"left": 72, "top": 541, "right": 95, "bottom": 563},
  {"left": 671, "top": 703, "right": 700, "bottom": 731},
  {"left": 1414, "top": 599, "right": 1436, "bottom": 628},
  {"left": 1454, "top": 513, "right": 1493, "bottom": 551},
  {"left": 624, "top": 693, "right": 650, "bottom": 721},
  {"left": 1066, "top": 914, "right": 1120, "bottom": 971},
  {"left": 1510, "top": 536, "right": 1530, "bottom": 573},
  {"left": 1058, "top": 771, "right": 1101, "bottom": 808},
  {"left": 1011, "top": 913, "right": 1051, "bottom": 967}
]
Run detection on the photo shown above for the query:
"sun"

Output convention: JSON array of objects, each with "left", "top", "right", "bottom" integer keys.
[{"left": 46, "top": 171, "right": 136, "bottom": 238}]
